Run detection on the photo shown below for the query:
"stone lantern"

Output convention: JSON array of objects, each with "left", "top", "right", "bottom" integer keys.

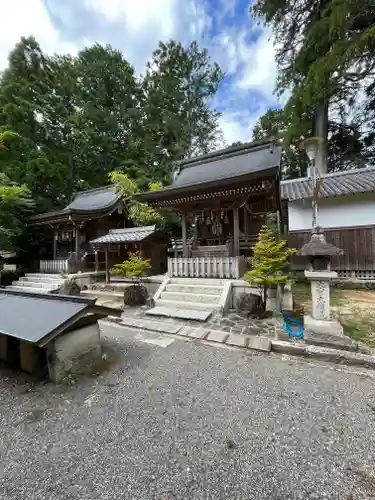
[{"left": 298, "top": 226, "right": 344, "bottom": 335}]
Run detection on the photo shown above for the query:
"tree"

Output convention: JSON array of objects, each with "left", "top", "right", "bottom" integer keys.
[
  {"left": 109, "top": 171, "right": 164, "bottom": 227},
  {"left": 72, "top": 44, "right": 144, "bottom": 188},
  {"left": 252, "top": 108, "right": 309, "bottom": 179},
  {"left": 0, "top": 172, "right": 34, "bottom": 250},
  {"left": 244, "top": 226, "right": 296, "bottom": 310},
  {"left": 0, "top": 37, "right": 225, "bottom": 210},
  {"left": 141, "top": 40, "right": 224, "bottom": 183},
  {"left": 252, "top": 107, "right": 367, "bottom": 178},
  {"left": 251, "top": 0, "right": 375, "bottom": 171}
]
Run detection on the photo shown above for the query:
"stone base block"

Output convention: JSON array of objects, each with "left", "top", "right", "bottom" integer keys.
[
  {"left": 303, "top": 330, "right": 357, "bottom": 352},
  {"left": 47, "top": 322, "right": 102, "bottom": 382},
  {"left": 304, "top": 315, "right": 343, "bottom": 336}
]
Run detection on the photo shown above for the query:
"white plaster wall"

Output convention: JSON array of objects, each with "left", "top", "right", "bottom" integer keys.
[{"left": 288, "top": 193, "right": 375, "bottom": 231}]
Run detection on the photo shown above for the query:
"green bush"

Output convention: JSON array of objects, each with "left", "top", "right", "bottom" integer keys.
[
  {"left": 110, "top": 252, "right": 151, "bottom": 284},
  {"left": 244, "top": 225, "right": 296, "bottom": 309}
]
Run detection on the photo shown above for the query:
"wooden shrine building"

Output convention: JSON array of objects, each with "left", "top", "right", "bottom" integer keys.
[
  {"left": 136, "top": 139, "right": 282, "bottom": 279},
  {"left": 29, "top": 186, "right": 169, "bottom": 277}
]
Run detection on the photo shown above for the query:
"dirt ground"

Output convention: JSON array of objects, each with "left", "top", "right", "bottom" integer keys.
[{"left": 293, "top": 283, "right": 375, "bottom": 346}]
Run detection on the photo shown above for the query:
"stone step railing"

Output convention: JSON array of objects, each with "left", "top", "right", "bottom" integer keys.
[{"left": 167, "top": 256, "right": 246, "bottom": 279}]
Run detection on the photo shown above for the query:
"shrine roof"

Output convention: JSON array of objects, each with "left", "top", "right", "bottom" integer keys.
[
  {"left": 90, "top": 225, "right": 156, "bottom": 245},
  {"left": 29, "top": 186, "right": 121, "bottom": 224},
  {"left": 136, "top": 139, "right": 281, "bottom": 203}
]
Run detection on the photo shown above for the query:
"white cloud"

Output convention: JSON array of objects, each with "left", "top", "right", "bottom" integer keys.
[
  {"left": 219, "top": 103, "right": 271, "bottom": 145},
  {"left": 0, "top": 0, "right": 76, "bottom": 70},
  {"left": 236, "top": 27, "right": 277, "bottom": 100},
  {"left": 0, "top": 0, "right": 278, "bottom": 145}
]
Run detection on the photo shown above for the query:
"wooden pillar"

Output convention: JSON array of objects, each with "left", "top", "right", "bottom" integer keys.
[
  {"left": 75, "top": 227, "right": 80, "bottom": 272},
  {"left": 243, "top": 206, "right": 248, "bottom": 241},
  {"left": 75, "top": 227, "right": 80, "bottom": 256},
  {"left": 181, "top": 212, "right": 188, "bottom": 257},
  {"left": 94, "top": 250, "right": 99, "bottom": 273},
  {"left": 53, "top": 228, "right": 57, "bottom": 261},
  {"left": 233, "top": 206, "right": 240, "bottom": 256},
  {"left": 105, "top": 247, "right": 110, "bottom": 284}
]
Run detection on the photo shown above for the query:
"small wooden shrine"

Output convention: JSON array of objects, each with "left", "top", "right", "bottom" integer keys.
[
  {"left": 29, "top": 186, "right": 126, "bottom": 273},
  {"left": 29, "top": 187, "right": 169, "bottom": 276},
  {"left": 136, "top": 139, "right": 282, "bottom": 279}
]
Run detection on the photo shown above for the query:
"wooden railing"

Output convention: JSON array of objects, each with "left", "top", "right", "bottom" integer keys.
[
  {"left": 167, "top": 256, "right": 246, "bottom": 279},
  {"left": 40, "top": 259, "right": 70, "bottom": 274}
]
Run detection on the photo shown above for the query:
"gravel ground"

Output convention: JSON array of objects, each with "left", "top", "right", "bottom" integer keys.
[{"left": 1, "top": 323, "right": 375, "bottom": 500}]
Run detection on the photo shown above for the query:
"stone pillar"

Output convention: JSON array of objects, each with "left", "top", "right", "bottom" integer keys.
[{"left": 304, "top": 270, "right": 343, "bottom": 335}]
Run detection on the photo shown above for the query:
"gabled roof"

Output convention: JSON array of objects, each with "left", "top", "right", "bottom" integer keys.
[
  {"left": 281, "top": 167, "right": 375, "bottom": 201},
  {"left": 0, "top": 290, "right": 120, "bottom": 347},
  {"left": 136, "top": 139, "right": 281, "bottom": 203},
  {"left": 29, "top": 186, "right": 121, "bottom": 224},
  {"left": 90, "top": 225, "right": 156, "bottom": 245}
]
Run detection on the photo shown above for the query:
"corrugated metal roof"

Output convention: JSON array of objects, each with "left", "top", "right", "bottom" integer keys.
[
  {"left": 281, "top": 167, "right": 375, "bottom": 201},
  {"left": 90, "top": 225, "right": 156, "bottom": 244},
  {"left": 0, "top": 292, "right": 93, "bottom": 345}
]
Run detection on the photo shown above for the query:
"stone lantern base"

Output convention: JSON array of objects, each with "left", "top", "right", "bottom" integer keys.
[{"left": 304, "top": 270, "right": 343, "bottom": 336}]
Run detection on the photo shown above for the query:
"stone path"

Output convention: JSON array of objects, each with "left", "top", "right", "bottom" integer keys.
[{"left": 119, "top": 307, "right": 285, "bottom": 340}]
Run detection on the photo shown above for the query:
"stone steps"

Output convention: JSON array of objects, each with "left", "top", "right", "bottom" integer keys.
[
  {"left": 146, "top": 307, "right": 213, "bottom": 321},
  {"left": 146, "top": 277, "right": 231, "bottom": 321},
  {"left": 7, "top": 273, "right": 65, "bottom": 294},
  {"left": 21, "top": 275, "right": 65, "bottom": 283},
  {"left": 6, "top": 285, "right": 52, "bottom": 294},
  {"left": 168, "top": 278, "right": 227, "bottom": 286},
  {"left": 160, "top": 291, "right": 220, "bottom": 304},
  {"left": 165, "top": 283, "right": 222, "bottom": 295},
  {"left": 156, "top": 298, "right": 220, "bottom": 311},
  {"left": 13, "top": 280, "right": 64, "bottom": 289}
]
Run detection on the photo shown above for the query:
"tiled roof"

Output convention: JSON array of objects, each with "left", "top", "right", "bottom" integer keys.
[
  {"left": 90, "top": 225, "right": 156, "bottom": 245},
  {"left": 30, "top": 186, "right": 121, "bottom": 222},
  {"left": 281, "top": 167, "right": 375, "bottom": 201}
]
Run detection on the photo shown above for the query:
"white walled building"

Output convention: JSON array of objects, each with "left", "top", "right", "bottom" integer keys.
[{"left": 281, "top": 167, "right": 375, "bottom": 279}]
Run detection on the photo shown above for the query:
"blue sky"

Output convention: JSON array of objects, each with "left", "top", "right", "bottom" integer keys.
[{"left": 0, "top": 0, "right": 280, "bottom": 145}]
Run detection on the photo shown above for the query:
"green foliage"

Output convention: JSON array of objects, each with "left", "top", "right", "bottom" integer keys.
[
  {"left": 110, "top": 252, "right": 151, "bottom": 284},
  {"left": 0, "top": 172, "right": 34, "bottom": 250},
  {"left": 252, "top": 107, "right": 367, "bottom": 179},
  {"left": 142, "top": 40, "right": 224, "bottom": 181},
  {"left": 244, "top": 225, "right": 296, "bottom": 306},
  {"left": 0, "top": 36, "right": 224, "bottom": 213},
  {"left": 109, "top": 171, "right": 164, "bottom": 227},
  {"left": 251, "top": 0, "right": 375, "bottom": 170}
]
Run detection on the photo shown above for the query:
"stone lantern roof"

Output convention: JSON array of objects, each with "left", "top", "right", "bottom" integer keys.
[{"left": 297, "top": 227, "right": 344, "bottom": 257}]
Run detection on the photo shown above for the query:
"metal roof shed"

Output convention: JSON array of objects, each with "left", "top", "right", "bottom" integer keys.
[{"left": 0, "top": 290, "right": 120, "bottom": 381}]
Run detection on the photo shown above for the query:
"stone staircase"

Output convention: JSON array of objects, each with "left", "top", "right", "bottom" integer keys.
[
  {"left": 6, "top": 273, "right": 65, "bottom": 294},
  {"left": 146, "top": 277, "right": 232, "bottom": 321}
]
